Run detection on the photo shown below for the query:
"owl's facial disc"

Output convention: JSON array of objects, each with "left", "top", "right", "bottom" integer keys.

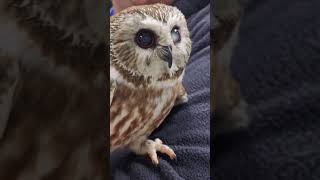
[
  {"left": 131, "top": 23, "right": 189, "bottom": 80},
  {"left": 111, "top": 3, "right": 192, "bottom": 84}
]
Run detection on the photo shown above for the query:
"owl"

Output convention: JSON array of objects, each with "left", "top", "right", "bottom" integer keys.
[
  {"left": 110, "top": 4, "right": 191, "bottom": 165},
  {"left": 212, "top": 0, "right": 250, "bottom": 135}
]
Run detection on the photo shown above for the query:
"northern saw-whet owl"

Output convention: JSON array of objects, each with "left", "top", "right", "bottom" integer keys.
[{"left": 110, "top": 3, "right": 192, "bottom": 165}]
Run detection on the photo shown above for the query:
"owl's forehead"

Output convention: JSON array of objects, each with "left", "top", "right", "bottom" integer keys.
[
  {"left": 123, "top": 5, "right": 184, "bottom": 27},
  {"left": 127, "top": 4, "right": 179, "bottom": 22},
  {"left": 139, "top": 15, "right": 181, "bottom": 30}
]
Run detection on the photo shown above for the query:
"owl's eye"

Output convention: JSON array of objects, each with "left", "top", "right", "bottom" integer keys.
[
  {"left": 171, "top": 26, "right": 181, "bottom": 43},
  {"left": 135, "top": 29, "right": 156, "bottom": 49}
]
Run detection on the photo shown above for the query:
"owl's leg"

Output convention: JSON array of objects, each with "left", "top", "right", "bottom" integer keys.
[
  {"left": 174, "top": 83, "right": 188, "bottom": 106},
  {"left": 129, "top": 136, "right": 176, "bottom": 165}
]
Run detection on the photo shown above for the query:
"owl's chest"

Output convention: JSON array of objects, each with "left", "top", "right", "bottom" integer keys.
[{"left": 110, "top": 84, "right": 178, "bottom": 149}]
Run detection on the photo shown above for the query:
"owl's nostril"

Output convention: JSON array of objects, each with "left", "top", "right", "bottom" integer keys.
[{"left": 160, "top": 45, "right": 172, "bottom": 68}]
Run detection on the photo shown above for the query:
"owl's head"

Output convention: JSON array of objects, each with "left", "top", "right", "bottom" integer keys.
[{"left": 111, "top": 4, "right": 192, "bottom": 87}]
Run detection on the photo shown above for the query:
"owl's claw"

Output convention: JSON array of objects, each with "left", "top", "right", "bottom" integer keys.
[
  {"left": 154, "top": 138, "right": 176, "bottom": 160},
  {"left": 148, "top": 150, "right": 159, "bottom": 165},
  {"left": 160, "top": 145, "right": 176, "bottom": 160},
  {"left": 141, "top": 138, "right": 176, "bottom": 165},
  {"left": 147, "top": 138, "right": 176, "bottom": 165},
  {"left": 129, "top": 137, "right": 176, "bottom": 165}
]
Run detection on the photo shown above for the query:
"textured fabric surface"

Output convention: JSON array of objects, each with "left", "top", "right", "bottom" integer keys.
[
  {"left": 110, "top": 2, "right": 210, "bottom": 180},
  {"left": 214, "top": 0, "right": 320, "bottom": 179},
  {"left": 174, "top": 0, "right": 210, "bottom": 19}
]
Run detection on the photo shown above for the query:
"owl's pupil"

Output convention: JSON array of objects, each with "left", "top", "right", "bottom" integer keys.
[
  {"left": 171, "top": 26, "right": 181, "bottom": 43},
  {"left": 135, "top": 29, "right": 155, "bottom": 49}
]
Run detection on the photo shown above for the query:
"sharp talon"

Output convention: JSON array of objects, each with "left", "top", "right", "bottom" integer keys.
[
  {"left": 153, "top": 158, "right": 159, "bottom": 165},
  {"left": 153, "top": 159, "right": 159, "bottom": 165},
  {"left": 170, "top": 151, "right": 176, "bottom": 160},
  {"left": 159, "top": 144, "right": 176, "bottom": 160},
  {"left": 131, "top": 138, "right": 176, "bottom": 165},
  {"left": 148, "top": 152, "right": 159, "bottom": 165},
  {"left": 170, "top": 152, "right": 177, "bottom": 160}
]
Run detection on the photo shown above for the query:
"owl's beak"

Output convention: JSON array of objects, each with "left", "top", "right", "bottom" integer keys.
[{"left": 159, "top": 45, "right": 172, "bottom": 68}]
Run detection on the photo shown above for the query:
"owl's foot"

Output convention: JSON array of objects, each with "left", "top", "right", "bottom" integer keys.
[
  {"left": 147, "top": 138, "right": 176, "bottom": 165},
  {"left": 130, "top": 138, "right": 176, "bottom": 165}
]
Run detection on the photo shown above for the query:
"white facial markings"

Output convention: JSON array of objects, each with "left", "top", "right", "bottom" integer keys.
[
  {"left": 111, "top": 4, "right": 191, "bottom": 90},
  {"left": 135, "top": 14, "right": 188, "bottom": 77}
]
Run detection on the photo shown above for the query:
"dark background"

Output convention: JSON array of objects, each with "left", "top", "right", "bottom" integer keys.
[{"left": 213, "top": 0, "right": 320, "bottom": 179}]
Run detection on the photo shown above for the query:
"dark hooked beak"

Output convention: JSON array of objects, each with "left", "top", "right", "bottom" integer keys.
[{"left": 159, "top": 45, "right": 172, "bottom": 68}]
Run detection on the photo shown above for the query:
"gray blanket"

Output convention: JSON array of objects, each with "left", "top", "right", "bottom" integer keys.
[
  {"left": 110, "top": 1, "right": 210, "bottom": 179},
  {"left": 213, "top": 0, "right": 320, "bottom": 179}
]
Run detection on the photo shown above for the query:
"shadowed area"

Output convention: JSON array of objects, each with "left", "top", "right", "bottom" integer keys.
[{"left": 213, "top": 0, "right": 320, "bottom": 179}]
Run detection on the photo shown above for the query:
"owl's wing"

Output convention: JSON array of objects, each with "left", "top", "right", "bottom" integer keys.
[
  {"left": 0, "top": 56, "right": 19, "bottom": 139},
  {"left": 110, "top": 79, "right": 117, "bottom": 106}
]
